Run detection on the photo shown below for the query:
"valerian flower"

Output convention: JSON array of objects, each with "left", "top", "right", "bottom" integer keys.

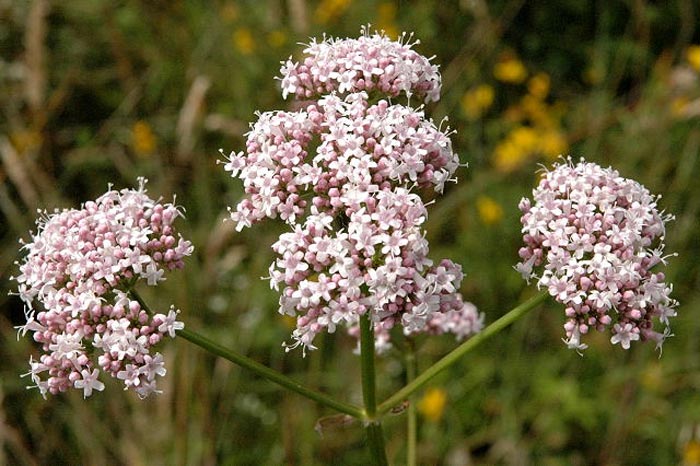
[
  {"left": 270, "top": 189, "right": 483, "bottom": 353},
  {"left": 13, "top": 179, "right": 193, "bottom": 398},
  {"left": 279, "top": 26, "right": 441, "bottom": 103},
  {"left": 222, "top": 29, "right": 481, "bottom": 354},
  {"left": 517, "top": 158, "right": 677, "bottom": 352},
  {"left": 222, "top": 92, "right": 458, "bottom": 232}
]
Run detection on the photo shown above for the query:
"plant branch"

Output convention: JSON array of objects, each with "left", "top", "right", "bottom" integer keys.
[
  {"left": 405, "top": 339, "right": 418, "bottom": 466},
  {"left": 129, "top": 290, "right": 364, "bottom": 419},
  {"left": 360, "top": 313, "right": 389, "bottom": 465},
  {"left": 377, "top": 291, "right": 549, "bottom": 416}
]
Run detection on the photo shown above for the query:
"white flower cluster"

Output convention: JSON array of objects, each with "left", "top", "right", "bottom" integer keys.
[
  {"left": 279, "top": 26, "right": 441, "bottom": 103},
  {"left": 270, "top": 189, "right": 482, "bottom": 353},
  {"left": 224, "top": 30, "right": 482, "bottom": 354},
  {"left": 224, "top": 92, "right": 459, "bottom": 231},
  {"left": 14, "top": 179, "right": 192, "bottom": 398},
  {"left": 517, "top": 159, "right": 677, "bottom": 352}
]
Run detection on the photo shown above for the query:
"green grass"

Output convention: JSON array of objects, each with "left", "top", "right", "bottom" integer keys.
[{"left": 1, "top": 1, "right": 699, "bottom": 464}]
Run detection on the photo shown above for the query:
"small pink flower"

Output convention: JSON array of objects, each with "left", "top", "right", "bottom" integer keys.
[
  {"left": 74, "top": 369, "right": 105, "bottom": 399},
  {"left": 222, "top": 92, "right": 459, "bottom": 232},
  {"left": 610, "top": 323, "right": 640, "bottom": 350},
  {"left": 271, "top": 190, "right": 482, "bottom": 353}
]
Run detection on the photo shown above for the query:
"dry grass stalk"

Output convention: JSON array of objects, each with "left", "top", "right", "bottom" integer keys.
[
  {"left": 0, "top": 136, "right": 39, "bottom": 209},
  {"left": 0, "top": 179, "right": 29, "bottom": 235},
  {"left": 287, "top": 0, "right": 309, "bottom": 34},
  {"left": 176, "top": 75, "right": 211, "bottom": 161},
  {"left": 24, "top": 0, "right": 48, "bottom": 117}
]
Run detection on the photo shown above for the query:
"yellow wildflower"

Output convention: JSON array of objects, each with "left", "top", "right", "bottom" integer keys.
[
  {"left": 233, "top": 28, "right": 255, "bottom": 55},
  {"left": 377, "top": 2, "right": 399, "bottom": 39},
  {"left": 510, "top": 126, "right": 538, "bottom": 149},
  {"left": 686, "top": 45, "right": 700, "bottom": 72},
  {"left": 494, "top": 54, "right": 528, "bottom": 84},
  {"left": 538, "top": 129, "right": 568, "bottom": 159},
  {"left": 493, "top": 141, "right": 520, "bottom": 172},
  {"left": 671, "top": 97, "right": 690, "bottom": 118},
  {"left": 314, "top": 0, "right": 351, "bottom": 24},
  {"left": 418, "top": 387, "right": 448, "bottom": 422},
  {"left": 131, "top": 121, "right": 156, "bottom": 157},
  {"left": 267, "top": 30, "right": 287, "bottom": 48},
  {"left": 684, "top": 440, "right": 700, "bottom": 465},
  {"left": 528, "top": 72, "right": 550, "bottom": 99},
  {"left": 492, "top": 126, "right": 538, "bottom": 173},
  {"left": 461, "top": 84, "right": 495, "bottom": 120},
  {"left": 520, "top": 95, "right": 552, "bottom": 127},
  {"left": 476, "top": 195, "right": 503, "bottom": 225}
]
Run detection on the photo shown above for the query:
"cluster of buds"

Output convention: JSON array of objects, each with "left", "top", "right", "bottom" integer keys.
[
  {"left": 223, "top": 29, "right": 482, "bottom": 353},
  {"left": 517, "top": 159, "right": 677, "bottom": 352},
  {"left": 279, "top": 26, "right": 441, "bottom": 102},
  {"left": 13, "top": 179, "right": 193, "bottom": 398}
]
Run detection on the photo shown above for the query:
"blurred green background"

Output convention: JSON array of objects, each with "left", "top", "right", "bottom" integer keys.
[{"left": 1, "top": 1, "right": 699, "bottom": 465}]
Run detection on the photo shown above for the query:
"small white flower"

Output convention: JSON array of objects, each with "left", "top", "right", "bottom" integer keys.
[
  {"left": 74, "top": 369, "right": 105, "bottom": 398},
  {"left": 610, "top": 323, "right": 640, "bottom": 350}
]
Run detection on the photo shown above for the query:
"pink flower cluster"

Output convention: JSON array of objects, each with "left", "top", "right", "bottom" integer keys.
[
  {"left": 279, "top": 27, "right": 441, "bottom": 103},
  {"left": 224, "top": 92, "right": 459, "bottom": 230},
  {"left": 516, "top": 159, "right": 677, "bottom": 352},
  {"left": 223, "top": 31, "right": 482, "bottom": 353},
  {"left": 13, "top": 179, "right": 193, "bottom": 398},
  {"left": 270, "top": 189, "right": 482, "bottom": 353}
]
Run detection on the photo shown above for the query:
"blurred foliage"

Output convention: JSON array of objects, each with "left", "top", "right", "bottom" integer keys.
[{"left": 1, "top": 0, "right": 699, "bottom": 465}]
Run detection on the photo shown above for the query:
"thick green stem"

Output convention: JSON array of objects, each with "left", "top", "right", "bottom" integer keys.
[
  {"left": 360, "top": 313, "right": 389, "bottom": 466},
  {"left": 130, "top": 291, "right": 364, "bottom": 419},
  {"left": 365, "top": 422, "right": 389, "bottom": 466},
  {"left": 360, "top": 313, "right": 378, "bottom": 417},
  {"left": 377, "top": 291, "right": 549, "bottom": 416}
]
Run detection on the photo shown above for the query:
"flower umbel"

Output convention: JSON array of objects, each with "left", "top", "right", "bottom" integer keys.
[
  {"left": 223, "top": 29, "right": 481, "bottom": 354},
  {"left": 271, "top": 190, "right": 483, "bottom": 353},
  {"left": 279, "top": 26, "right": 441, "bottom": 103},
  {"left": 517, "top": 159, "right": 677, "bottom": 352},
  {"left": 223, "top": 92, "right": 459, "bottom": 231},
  {"left": 13, "top": 179, "right": 193, "bottom": 398}
]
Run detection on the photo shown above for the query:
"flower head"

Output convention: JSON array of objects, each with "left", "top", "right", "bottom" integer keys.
[
  {"left": 13, "top": 179, "right": 193, "bottom": 398},
  {"left": 517, "top": 158, "right": 677, "bottom": 352},
  {"left": 223, "top": 92, "right": 459, "bottom": 231},
  {"left": 224, "top": 31, "right": 480, "bottom": 354},
  {"left": 271, "top": 190, "right": 483, "bottom": 353},
  {"left": 279, "top": 26, "right": 441, "bottom": 103}
]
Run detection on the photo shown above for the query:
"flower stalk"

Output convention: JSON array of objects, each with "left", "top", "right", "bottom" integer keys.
[
  {"left": 130, "top": 290, "right": 364, "bottom": 419},
  {"left": 377, "top": 291, "right": 549, "bottom": 416},
  {"left": 359, "top": 313, "right": 389, "bottom": 465},
  {"left": 405, "top": 339, "right": 418, "bottom": 466}
]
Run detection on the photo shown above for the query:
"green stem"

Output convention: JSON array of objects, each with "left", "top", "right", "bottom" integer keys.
[
  {"left": 360, "top": 313, "right": 378, "bottom": 418},
  {"left": 365, "top": 423, "right": 389, "bottom": 466},
  {"left": 129, "top": 290, "right": 364, "bottom": 419},
  {"left": 360, "top": 313, "right": 389, "bottom": 466},
  {"left": 377, "top": 291, "right": 549, "bottom": 416},
  {"left": 405, "top": 339, "right": 418, "bottom": 466}
]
